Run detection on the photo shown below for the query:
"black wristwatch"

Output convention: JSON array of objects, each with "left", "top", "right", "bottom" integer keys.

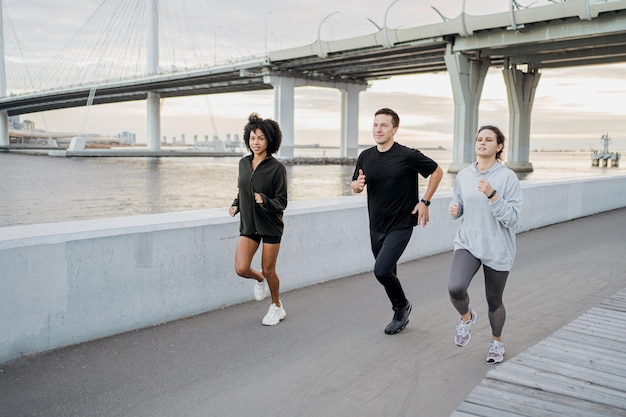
[
  {"left": 487, "top": 190, "right": 497, "bottom": 199},
  {"left": 420, "top": 198, "right": 431, "bottom": 206}
]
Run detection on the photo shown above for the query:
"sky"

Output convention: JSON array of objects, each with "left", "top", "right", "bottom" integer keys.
[{"left": 2, "top": 0, "right": 625, "bottom": 151}]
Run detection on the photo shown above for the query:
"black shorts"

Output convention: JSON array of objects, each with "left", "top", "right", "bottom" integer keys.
[{"left": 241, "top": 233, "right": 281, "bottom": 244}]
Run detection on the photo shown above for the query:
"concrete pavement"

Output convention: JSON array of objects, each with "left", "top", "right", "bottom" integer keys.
[{"left": 1, "top": 207, "right": 625, "bottom": 417}]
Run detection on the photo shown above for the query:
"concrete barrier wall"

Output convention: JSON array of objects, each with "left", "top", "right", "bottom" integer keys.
[{"left": 1, "top": 174, "right": 625, "bottom": 363}]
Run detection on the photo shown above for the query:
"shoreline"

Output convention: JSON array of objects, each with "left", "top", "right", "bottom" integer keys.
[{"left": 279, "top": 156, "right": 357, "bottom": 165}]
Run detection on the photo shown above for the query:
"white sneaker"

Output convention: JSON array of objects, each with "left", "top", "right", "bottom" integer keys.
[
  {"left": 455, "top": 310, "right": 477, "bottom": 347},
  {"left": 486, "top": 340, "right": 505, "bottom": 364},
  {"left": 253, "top": 279, "right": 270, "bottom": 301},
  {"left": 262, "top": 302, "right": 286, "bottom": 326}
]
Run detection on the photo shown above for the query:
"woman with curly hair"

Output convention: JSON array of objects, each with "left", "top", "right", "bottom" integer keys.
[{"left": 229, "top": 113, "right": 288, "bottom": 325}]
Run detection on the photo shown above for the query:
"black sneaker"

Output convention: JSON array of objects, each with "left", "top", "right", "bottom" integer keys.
[{"left": 384, "top": 301, "right": 412, "bottom": 335}]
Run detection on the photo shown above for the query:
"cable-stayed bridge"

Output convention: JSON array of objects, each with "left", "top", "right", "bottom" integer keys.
[{"left": 0, "top": 0, "right": 625, "bottom": 171}]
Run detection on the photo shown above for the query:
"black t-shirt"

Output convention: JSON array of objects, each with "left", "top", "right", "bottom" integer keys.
[{"left": 352, "top": 142, "right": 438, "bottom": 233}]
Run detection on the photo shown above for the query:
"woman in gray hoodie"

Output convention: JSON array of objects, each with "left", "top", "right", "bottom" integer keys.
[{"left": 448, "top": 125, "right": 523, "bottom": 364}]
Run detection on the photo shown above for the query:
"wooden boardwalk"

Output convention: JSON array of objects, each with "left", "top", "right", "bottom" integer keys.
[{"left": 452, "top": 288, "right": 626, "bottom": 417}]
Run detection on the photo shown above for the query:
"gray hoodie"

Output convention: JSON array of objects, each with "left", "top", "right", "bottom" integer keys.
[{"left": 450, "top": 162, "right": 523, "bottom": 271}]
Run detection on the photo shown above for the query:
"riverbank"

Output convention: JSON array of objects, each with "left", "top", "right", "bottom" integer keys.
[
  {"left": 280, "top": 156, "right": 357, "bottom": 165},
  {"left": 1, "top": 149, "right": 624, "bottom": 227}
]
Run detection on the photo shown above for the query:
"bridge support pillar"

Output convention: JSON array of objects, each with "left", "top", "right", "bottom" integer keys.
[
  {"left": 0, "top": 111, "right": 8, "bottom": 147},
  {"left": 147, "top": 91, "right": 161, "bottom": 151},
  {"left": 267, "top": 76, "right": 295, "bottom": 158},
  {"left": 265, "top": 73, "right": 368, "bottom": 158},
  {"left": 444, "top": 51, "right": 490, "bottom": 173},
  {"left": 339, "top": 83, "right": 366, "bottom": 158},
  {"left": 145, "top": 0, "right": 160, "bottom": 152},
  {"left": 0, "top": 1, "right": 7, "bottom": 147},
  {"left": 503, "top": 64, "right": 540, "bottom": 172}
]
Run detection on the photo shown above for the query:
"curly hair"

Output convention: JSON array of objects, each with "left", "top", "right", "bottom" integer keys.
[
  {"left": 243, "top": 113, "right": 282, "bottom": 154},
  {"left": 477, "top": 125, "right": 505, "bottom": 161}
]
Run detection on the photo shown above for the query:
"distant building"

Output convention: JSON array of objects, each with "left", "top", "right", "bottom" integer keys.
[
  {"left": 116, "top": 131, "right": 136, "bottom": 145},
  {"left": 9, "top": 115, "right": 20, "bottom": 130},
  {"left": 22, "top": 119, "right": 36, "bottom": 131}
]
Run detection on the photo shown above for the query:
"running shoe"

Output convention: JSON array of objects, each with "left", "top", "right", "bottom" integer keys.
[
  {"left": 455, "top": 310, "right": 477, "bottom": 347},
  {"left": 262, "top": 302, "right": 286, "bottom": 326},
  {"left": 384, "top": 301, "right": 412, "bottom": 335},
  {"left": 486, "top": 340, "right": 505, "bottom": 364},
  {"left": 254, "top": 279, "right": 270, "bottom": 301}
]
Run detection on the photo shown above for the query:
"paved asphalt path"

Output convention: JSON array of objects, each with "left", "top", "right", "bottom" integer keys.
[{"left": 1, "top": 208, "right": 625, "bottom": 417}]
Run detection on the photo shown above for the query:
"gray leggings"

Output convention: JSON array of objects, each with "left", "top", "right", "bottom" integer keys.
[{"left": 448, "top": 249, "right": 509, "bottom": 337}]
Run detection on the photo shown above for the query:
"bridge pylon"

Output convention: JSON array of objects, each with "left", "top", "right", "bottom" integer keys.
[
  {"left": 265, "top": 73, "right": 366, "bottom": 159},
  {"left": 503, "top": 63, "right": 539, "bottom": 173},
  {"left": 0, "top": 0, "right": 8, "bottom": 147},
  {"left": 444, "top": 51, "right": 490, "bottom": 173}
]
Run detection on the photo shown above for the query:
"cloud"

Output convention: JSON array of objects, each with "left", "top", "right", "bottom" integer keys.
[{"left": 3, "top": 0, "right": 626, "bottom": 151}]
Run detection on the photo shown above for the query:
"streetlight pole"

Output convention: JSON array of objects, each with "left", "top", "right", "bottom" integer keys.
[
  {"left": 461, "top": 0, "right": 468, "bottom": 36},
  {"left": 383, "top": 0, "right": 400, "bottom": 48},
  {"left": 317, "top": 11, "right": 339, "bottom": 58}
]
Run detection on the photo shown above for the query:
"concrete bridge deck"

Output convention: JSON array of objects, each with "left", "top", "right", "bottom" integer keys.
[{"left": 1, "top": 208, "right": 625, "bottom": 417}]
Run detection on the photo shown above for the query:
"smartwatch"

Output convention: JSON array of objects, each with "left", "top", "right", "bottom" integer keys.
[{"left": 420, "top": 198, "right": 431, "bottom": 206}]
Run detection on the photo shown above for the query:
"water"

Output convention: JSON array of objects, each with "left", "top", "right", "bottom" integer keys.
[{"left": 1, "top": 148, "right": 623, "bottom": 227}]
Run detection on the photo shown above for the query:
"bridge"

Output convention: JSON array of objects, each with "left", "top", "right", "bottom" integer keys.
[{"left": 0, "top": 0, "right": 625, "bottom": 171}]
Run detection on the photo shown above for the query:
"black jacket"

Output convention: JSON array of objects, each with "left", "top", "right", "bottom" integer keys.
[{"left": 232, "top": 155, "right": 287, "bottom": 237}]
